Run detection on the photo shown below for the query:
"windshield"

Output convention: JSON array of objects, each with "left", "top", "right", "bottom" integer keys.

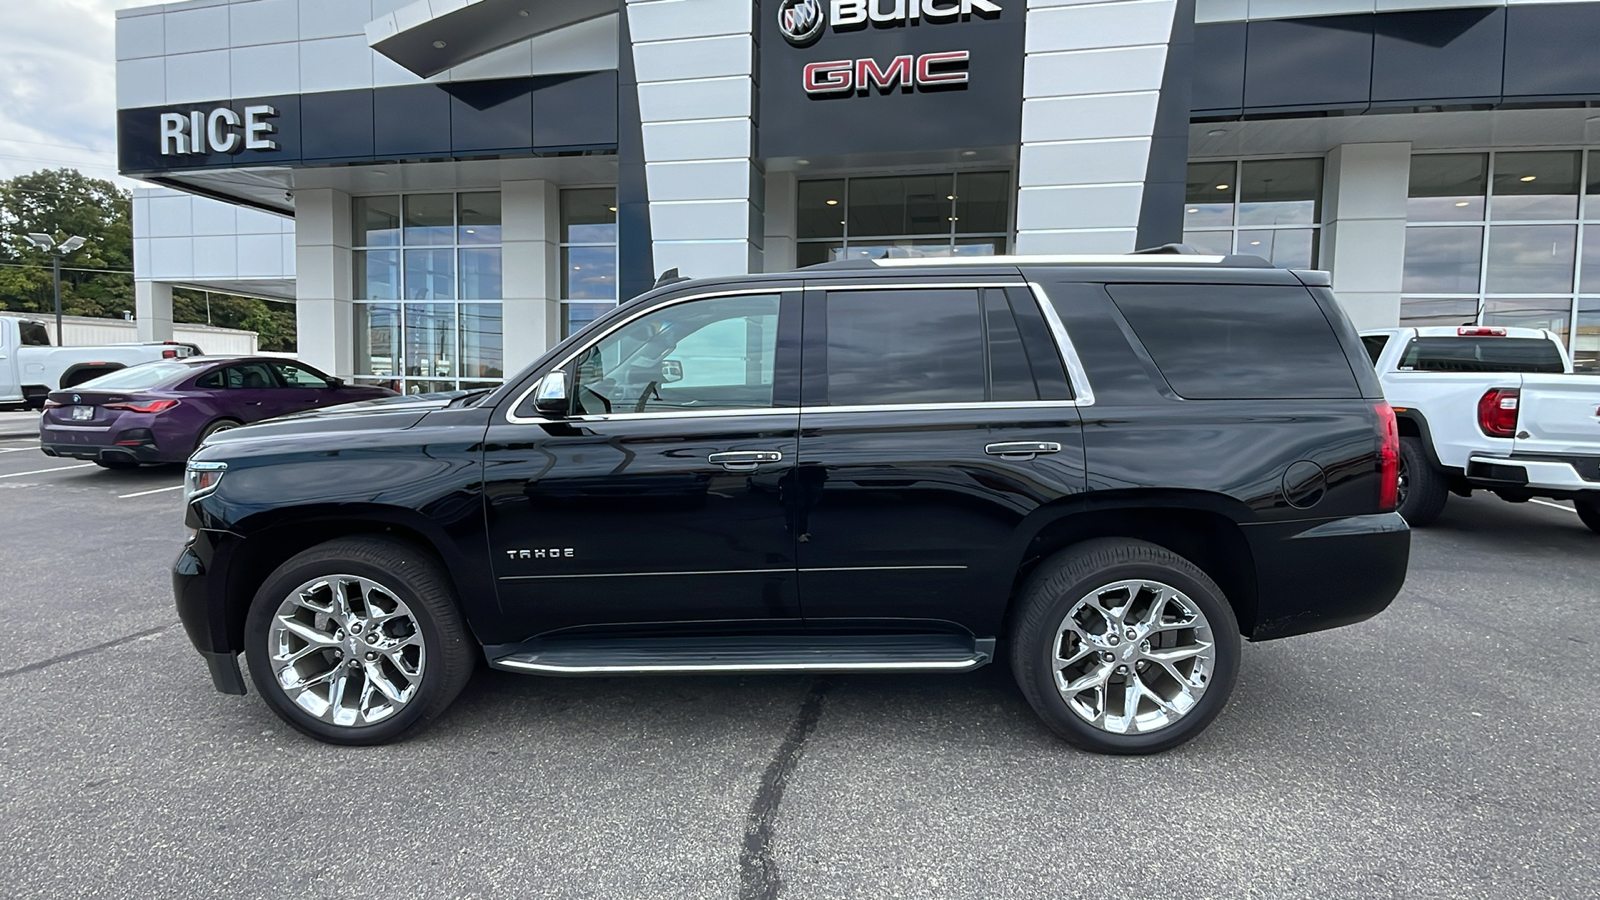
[
  {"left": 75, "top": 362, "right": 194, "bottom": 392},
  {"left": 1398, "top": 337, "right": 1566, "bottom": 374}
]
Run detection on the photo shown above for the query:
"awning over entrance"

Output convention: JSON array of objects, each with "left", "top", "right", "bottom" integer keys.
[{"left": 367, "top": 0, "right": 619, "bottom": 78}]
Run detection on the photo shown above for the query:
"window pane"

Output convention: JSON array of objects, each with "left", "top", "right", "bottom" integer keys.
[
  {"left": 796, "top": 242, "right": 839, "bottom": 267},
  {"left": 1582, "top": 224, "right": 1600, "bottom": 292},
  {"left": 1185, "top": 162, "right": 1236, "bottom": 228},
  {"left": 355, "top": 304, "right": 400, "bottom": 376},
  {"left": 1492, "top": 151, "right": 1580, "bottom": 220},
  {"left": 459, "top": 248, "right": 502, "bottom": 300},
  {"left": 1485, "top": 225, "right": 1575, "bottom": 293},
  {"left": 404, "top": 303, "right": 457, "bottom": 379},
  {"left": 848, "top": 174, "right": 954, "bottom": 236},
  {"left": 1236, "top": 228, "right": 1316, "bottom": 269},
  {"left": 823, "top": 289, "right": 984, "bottom": 406},
  {"left": 797, "top": 179, "right": 846, "bottom": 239},
  {"left": 562, "top": 246, "right": 617, "bottom": 300},
  {"left": 1399, "top": 334, "right": 1566, "bottom": 373},
  {"left": 1106, "top": 284, "right": 1361, "bottom": 400},
  {"left": 953, "top": 171, "right": 1010, "bottom": 234},
  {"left": 459, "top": 303, "right": 503, "bottom": 379},
  {"left": 1403, "top": 226, "right": 1483, "bottom": 293},
  {"left": 1400, "top": 297, "right": 1479, "bottom": 328},
  {"left": 355, "top": 250, "right": 399, "bottom": 301},
  {"left": 1238, "top": 158, "right": 1321, "bottom": 226},
  {"left": 1408, "top": 154, "right": 1487, "bottom": 222},
  {"left": 404, "top": 194, "right": 455, "bottom": 246},
  {"left": 562, "top": 188, "right": 617, "bottom": 244},
  {"left": 561, "top": 302, "right": 614, "bottom": 338},
  {"left": 1574, "top": 298, "right": 1600, "bottom": 372},
  {"left": 404, "top": 249, "right": 456, "bottom": 300},
  {"left": 834, "top": 239, "right": 955, "bottom": 261},
  {"left": 569, "top": 294, "right": 781, "bottom": 414},
  {"left": 1183, "top": 230, "right": 1233, "bottom": 255},
  {"left": 952, "top": 237, "right": 1005, "bottom": 256},
  {"left": 458, "top": 192, "right": 501, "bottom": 245},
  {"left": 354, "top": 196, "right": 400, "bottom": 247},
  {"left": 1481, "top": 298, "right": 1572, "bottom": 344}
]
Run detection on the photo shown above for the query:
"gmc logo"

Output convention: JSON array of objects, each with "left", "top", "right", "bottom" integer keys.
[{"left": 804, "top": 51, "right": 970, "bottom": 95}]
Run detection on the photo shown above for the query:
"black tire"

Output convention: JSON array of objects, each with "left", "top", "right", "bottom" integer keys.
[
  {"left": 93, "top": 458, "right": 141, "bottom": 470},
  {"left": 244, "top": 536, "right": 474, "bottom": 745},
  {"left": 1576, "top": 497, "right": 1600, "bottom": 535},
  {"left": 196, "top": 419, "right": 242, "bottom": 451},
  {"left": 1009, "top": 538, "right": 1241, "bottom": 755},
  {"left": 1398, "top": 436, "right": 1449, "bottom": 527}
]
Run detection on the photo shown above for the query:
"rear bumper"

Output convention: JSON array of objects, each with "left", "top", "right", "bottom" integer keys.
[
  {"left": 1244, "top": 512, "right": 1411, "bottom": 641},
  {"left": 1467, "top": 455, "right": 1600, "bottom": 494},
  {"left": 40, "top": 422, "right": 177, "bottom": 463}
]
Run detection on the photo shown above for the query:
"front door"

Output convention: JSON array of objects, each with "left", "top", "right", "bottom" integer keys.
[{"left": 483, "top": 288, "right": 803, "bottom": 640}]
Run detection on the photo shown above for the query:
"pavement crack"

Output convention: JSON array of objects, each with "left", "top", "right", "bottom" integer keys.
[
  {"left": 0, "top": 625, "right": 171, "bottom": 680},
  {"left": 739, "top": 679, "right": 831, "bottom": 900}
]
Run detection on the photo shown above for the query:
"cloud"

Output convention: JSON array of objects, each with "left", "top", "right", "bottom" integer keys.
[{"left": 0, "top": 1, "right": 149, "bottom": 184}]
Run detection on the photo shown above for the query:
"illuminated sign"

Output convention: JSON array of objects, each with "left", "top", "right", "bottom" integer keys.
[{"left": 158, "top": 106, "right": 279, "bottom": 155}]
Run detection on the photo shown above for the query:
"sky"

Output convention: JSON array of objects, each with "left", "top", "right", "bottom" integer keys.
[{"left": 0, "top": 0, "right": 149, "bottom": 186}]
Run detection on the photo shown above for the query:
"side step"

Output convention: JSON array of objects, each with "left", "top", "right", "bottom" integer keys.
[{"left": 487, "top": 633, "right": 995, "bottom": 675}]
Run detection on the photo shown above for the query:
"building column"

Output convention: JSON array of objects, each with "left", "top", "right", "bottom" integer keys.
[
  {"left": 134, "top": 280, "right": 174, "bottom": 342},
  {"left": 763, "top": 170, "right": 798, "bottom": 273},
  {"left": 1322, "top": 142, "right": 1412, "bottom": 331},
  {"left": 502, "top": 179, "right": 561, "bottom": 371},
  {"left": 293, "top": 188, "right": 355, "bottom": 377},
  {"left": 628, "top": 0, "right": 761, "bottom": 280}
]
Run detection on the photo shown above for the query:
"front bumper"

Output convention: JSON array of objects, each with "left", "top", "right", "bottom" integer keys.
[
  {"left": 173, "top": 537, "right": 248, "bottom": 695},
  {"left": 1245, "top": 512, "right": 1411, "bottom": 641}
]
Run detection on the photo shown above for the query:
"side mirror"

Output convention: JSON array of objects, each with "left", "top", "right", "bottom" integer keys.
[
  {"left": 661, "top": 359, "right": 683, "bottom": 383},
  {"left": 532, "top": 370, "right": 569, "bottom": 417},
  {"left": 326, "top": 377, "right": 345, "bottom": 389}
]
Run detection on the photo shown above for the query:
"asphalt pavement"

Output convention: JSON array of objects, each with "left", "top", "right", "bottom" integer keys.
[{"left": 0, "top": 437, "right": 1595, "bottom": 899}]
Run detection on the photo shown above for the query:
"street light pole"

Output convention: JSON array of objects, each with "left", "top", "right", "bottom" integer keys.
[
  {"left": 51, "top": 251, "right": 62, "bottom": 346},
  {"left": 26, "top": 233, "right": 87, "bottom": 346}
]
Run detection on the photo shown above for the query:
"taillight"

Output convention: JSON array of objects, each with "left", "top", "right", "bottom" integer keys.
[
  {"left": 1377, "top": 402, "right": 1399, "bottom": 512},
  {"left": 1477, "top": 388, "right": 1520, "bottom": 438},
  {"left": 162, "top": 349, "right": 177, "bottom": 359},
  {"left": 104, "top": 399, "right": 180, "bottom": 414},
  {"left": 42, "top": 400, "right": 62, "bottom": 409}
]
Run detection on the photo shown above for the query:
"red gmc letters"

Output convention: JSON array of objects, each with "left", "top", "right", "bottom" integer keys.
[{"left": 802, "top": 50, "right": 971, "bottom": 94}]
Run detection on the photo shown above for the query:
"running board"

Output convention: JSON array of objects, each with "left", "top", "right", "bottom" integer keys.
[{"left": 486, "top": 634, "right": 995, "bottom": 675}]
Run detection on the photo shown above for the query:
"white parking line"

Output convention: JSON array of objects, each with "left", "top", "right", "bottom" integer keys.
[
  {"left": 0, "top": 463, "right": 93, "bottom": 479},
  {"left": 1530, "top": 498, "right": 1579, "bottom": 515},
  {"left": 0, "top": 446, "right": 39, "bottom": 454},
  {"left": 118, "top": 484, "right": 185, "bottom": 499}
]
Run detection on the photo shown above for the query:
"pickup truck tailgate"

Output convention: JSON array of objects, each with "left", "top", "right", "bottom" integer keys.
[{"left": 1514, "top": 375, "right": 1600, "bottom": 455}]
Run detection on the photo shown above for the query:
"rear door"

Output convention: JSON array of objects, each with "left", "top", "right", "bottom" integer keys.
[
  {"left": 793, "top": 280, "right": 1086, "bottom": 632},
  {"left": 1514, "top": 376, "right": 1600, "bottom": 457}
]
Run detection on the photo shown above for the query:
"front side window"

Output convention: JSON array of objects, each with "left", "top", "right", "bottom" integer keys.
[
  {"left": 567, "top": 294, "right": 782, "bottom": 416},
  {"left": 222, "top": 363, "right": 277, "bottom": 390},
  {"left": 273, "top": 362, "right": 331, "bottom": 388},
  {"left": 818, "top": 289, "right": 986, "bottom": 406}
]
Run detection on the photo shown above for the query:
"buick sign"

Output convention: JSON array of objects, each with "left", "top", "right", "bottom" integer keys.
[
  {"left": 783, "top": 0, "right": 1002, "bottom": 46},
  {"left": 778, "top": 0, "right": 825, "bottom": 46}
]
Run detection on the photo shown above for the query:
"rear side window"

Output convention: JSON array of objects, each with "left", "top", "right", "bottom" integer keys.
[
  {"left": 816, "top": 289, "right": 986, "bottom": 406},
  {"left": 20, "top": 322, "right": 51, "bottom": 346},
  {"left": 1106, "top": 284, "right": 1361, "bottom": 399},
  {"left": 73, "top": 362, "right": 190, "bottom": 392},
  {"left": 1362, "top": 335, "right": 1390, "bottom": 366},
  {"left": 1398, "top": 337, "right": 1564, "bottom": 374}
]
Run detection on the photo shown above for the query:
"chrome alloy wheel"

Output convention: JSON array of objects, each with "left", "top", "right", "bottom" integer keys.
[
  {"left": 267, "top": 575, "right": 426, "bottom": 728},
  {"left": 1051, "top": 579, "right": 1215, "bottom": 735}
]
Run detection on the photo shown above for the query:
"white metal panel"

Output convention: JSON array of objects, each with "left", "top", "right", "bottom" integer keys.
[
  {"left": 165, "top": 4, "right": 231, "bottom": 55},
  {"left": 117, "top": 57, "right": 167, "bottom": 109},
  {"left": 232, "top": 42, "right": 302, "bottom": 97},
  {"left": 166, "top": 50, "right": 232, "bottom": 104},
  {"left": 230, "top": 0, "right": 300, "bottom": 48},
  {"left": 117, "top": 12, "right": 166, "bottom": 61},
  {"left": 300, "top": 35, "right": 375, "bottom": 93}
]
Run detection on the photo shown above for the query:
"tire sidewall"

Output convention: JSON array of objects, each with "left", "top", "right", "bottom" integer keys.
[
  {"left": 244, "top": 551, "right": 454, "bottom": 745},
  {"left": 1018, "top": 551, "right": 1241, "bottom": 754}
]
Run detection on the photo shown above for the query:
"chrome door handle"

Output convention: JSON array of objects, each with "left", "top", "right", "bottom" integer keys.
[
  {"left": 985, "top": 441, "right": 1062, "bottom": 460},
  {"left": 708, "top": 450, "right": 783, "bottom": 471}
]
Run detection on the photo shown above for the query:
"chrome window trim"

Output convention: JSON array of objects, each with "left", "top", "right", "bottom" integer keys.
[
  {"left": 870, "top": 254, "right": 1228, "bottom": 267},
  {"left": 1026, "top": 281, "right": 1097, "bottom": 408},
  {"left": 802, "top": 281, "right": 1023, "bottom": 291},
  {"left": 500, "top": 564, "right": 968, "bottom": 582},
  {"left": 505, "top": 400, "right": 1086, "bottom": 426}
]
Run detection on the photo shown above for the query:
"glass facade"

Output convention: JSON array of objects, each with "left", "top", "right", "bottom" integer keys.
[
  {"left": 1402, "top": 151, "right": 1600, "bottom": 370},
  {"left": 353, "top": 192, "right": 504, "bottom": 394},
  {"left": 1183, "top": 159, "right": 1323, "bottom": 268},
  {"left": 561, "top": 188, "right": 619, "bottom": 339},
  {"left": 795, "top": 171, "right": 1011, "bottom": 266}
]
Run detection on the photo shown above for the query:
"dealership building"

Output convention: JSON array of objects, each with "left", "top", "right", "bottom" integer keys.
[{"left": 116, "top": 0, "right": 1600, "bottom": 390}]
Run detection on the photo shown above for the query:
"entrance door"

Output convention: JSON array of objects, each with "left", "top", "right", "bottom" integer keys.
[{"left": 483, "top": 289, "right": 803, "bottom": 640}]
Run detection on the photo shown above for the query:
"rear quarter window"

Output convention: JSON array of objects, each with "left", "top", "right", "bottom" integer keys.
[
  {"left": 1398, "top": 337, "right": 1565, "bottom": 374},
  {"left": 19, "top": 322, "right": 51, "bottom": 346},
  {"left": 1106, "top": 284, "right": 1362, "bottom": 400}
]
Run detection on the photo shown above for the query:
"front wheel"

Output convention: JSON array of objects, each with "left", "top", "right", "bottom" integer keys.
[
  {"left": 1576, "top": 497, "right": 1600, "bottom": 535},
  {"left": 1397, "top": 436, "right": 1449, "bottom": 526},
  {"left": 244, "top": 536, "right": 474, "bottom": 745},
  {"left": 1009, "top": 539, "right": 1240, "bottom": 755}
]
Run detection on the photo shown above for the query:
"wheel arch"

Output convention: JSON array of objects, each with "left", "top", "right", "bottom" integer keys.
[
  {"left": 1003, "top": 492, "right": 1260, "bottom": 638},
  {"left": 59, "top": 362, "right": 126, "bottom": 389},
  {"left": 1393, "top": 409, "right": 1444, "bottom": 469}
]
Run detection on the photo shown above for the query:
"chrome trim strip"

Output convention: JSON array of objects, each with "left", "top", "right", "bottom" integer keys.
[
  {"left": 493, "top": 658, "right": 987, "bottom": 674},
  {"left": 514, "top": 400, "right": 1082, "bottom": 426},
  {"left": 1026, "top": 281, "right": 1096, "bottom": 408},
  {"left": 802, "top": 281, "right": 1022, "bottom": 291},
  {"left": 499, "top": 564, "right": 968, "bottom": 582},
  {"left": 871, "top": 254, "right": 1228, "bottom": 267}
]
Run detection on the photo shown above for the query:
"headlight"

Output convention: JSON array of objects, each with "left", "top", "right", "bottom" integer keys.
[{"left": 185, "top": 460, "right": 227, "bottom": 501}]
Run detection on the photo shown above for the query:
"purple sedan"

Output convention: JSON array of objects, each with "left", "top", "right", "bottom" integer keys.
[{"left": 39, "top": 357, "right": 396, "bottom": 468}]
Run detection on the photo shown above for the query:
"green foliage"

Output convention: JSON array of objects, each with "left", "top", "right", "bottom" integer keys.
[{"left": 0, "top": 168, "right": 295, "bottom": 351}]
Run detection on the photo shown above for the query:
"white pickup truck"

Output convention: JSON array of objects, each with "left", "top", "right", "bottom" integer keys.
[
  {"left": 0, "top": 316, "right": 201, "bottom": 411},
  {"left": 1362, "top": 325, "right": 1600, "bottom": 533}
]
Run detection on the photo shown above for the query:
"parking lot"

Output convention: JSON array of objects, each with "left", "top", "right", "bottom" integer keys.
[{"left": 0, "top": 421, "right": 1595, "bottom": 900}]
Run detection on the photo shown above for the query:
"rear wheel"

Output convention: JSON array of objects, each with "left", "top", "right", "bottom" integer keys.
[
  {"left": 1397, "top": 436, "right": 1448, "bottom": 526},
  {"left": 1576, "top": 497, "right": 1600, "bottom": 535},
  {"left": 1009, "top": 539, "right": 1240, "bottom": 755},
  {"left": 244, "top": 536, "right": 474, "bottom": 745}
]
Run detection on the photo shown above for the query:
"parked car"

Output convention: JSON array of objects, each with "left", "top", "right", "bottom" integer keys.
[
  {"left": 39, "top": 356, "right": 396, "bottom": 467},
  {"left": 1362, "top": 325, "right": 1600, "bottom": 531},
  {"left": 0, "top": 315, "right": 202, "bottom": 410},
  {"left": 175, "top": 253, "right": 1409, "bottom": 753}
]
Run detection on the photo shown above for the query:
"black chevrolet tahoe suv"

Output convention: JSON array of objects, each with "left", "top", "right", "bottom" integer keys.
[{"left": 174, "top": 253, "right": 1410, "bottom": 754}]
